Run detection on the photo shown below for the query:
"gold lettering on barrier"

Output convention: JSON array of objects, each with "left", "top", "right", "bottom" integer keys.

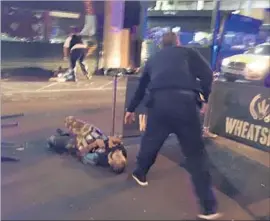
[
  {"left": 260, "top": 127, "right": 268, "bottom": 146},
  {"left": 139, "top": 114, "right": 147, "bottom": 132},
  {"left": 264, "top": 115, "right": 270, "bottom": 123},
  {"left": 225, "top": 117, "right": 237, "bottom": 134},
  {"left": 224, "top": 94, "right": 270, "bottom": 148},
  {"left": 234, "top": 120, "right": 243, "bottom": 137},
  {"left": 240, "top": 121, "right": 249, "bottom": 139},
  {"left": 249, "top": 94, "right": 270, "bottom": 122},
  {"left": 254, "top": 125, "right": 262, "bottom": 143},
  {"left": 246, "top": 124, "right": 254, "bottom": 140},
  {"left": 225, "top": 117, "right": 270, "bottom": 147}
]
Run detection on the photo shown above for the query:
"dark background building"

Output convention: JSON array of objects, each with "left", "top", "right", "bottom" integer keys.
[{"left": 1, "top": 1, "right": 141, "bottom": 41}]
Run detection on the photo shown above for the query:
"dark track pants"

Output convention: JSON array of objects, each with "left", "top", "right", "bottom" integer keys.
[
  {"left": 135, "top": 90, "right": 217, "bottom": 214},
  {"left": 70, "top": 48, "right": 88, "bottom": 76}
]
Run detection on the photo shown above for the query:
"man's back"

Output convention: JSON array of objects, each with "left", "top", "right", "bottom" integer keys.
[
  {"left": 127, "top": 45, "right": 213, "bottom": 113},
  {"left": 147, "top": 46, "right": 196, "bottom": 91},
  {"left": 146, "top": 46, "right": 213, "bottom": 103}
]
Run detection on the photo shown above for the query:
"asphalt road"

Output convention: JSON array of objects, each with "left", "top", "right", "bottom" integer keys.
[{"left": 1, "top": 77, "right": 269, "bottom": 220}]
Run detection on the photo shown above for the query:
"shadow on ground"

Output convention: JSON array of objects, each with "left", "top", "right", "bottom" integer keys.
[
  {"left": 159, "top": 136, "right": 270, "bottom": 220},
  {"left": 1, "top": 105, "right": 269, "bottom": 220},
  {"left": 1, "top": 67, "right": 54, "bottom": 82}
]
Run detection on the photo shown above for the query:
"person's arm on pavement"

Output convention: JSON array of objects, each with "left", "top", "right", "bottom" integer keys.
[
  {"left": 126, "top": 61, "right": 151, "bottom": 113},
  {"left": 189, "top": 48, "right": 213, "bottom": 103}
]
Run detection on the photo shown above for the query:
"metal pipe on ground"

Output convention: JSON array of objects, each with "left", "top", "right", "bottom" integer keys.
[
  {"left": 1, "top": 113, "right": 23, "bottom": 162},
  {"left": 1, "top": 113, "right": 24, "bottom": 119},
  {"left": 1, "top": 122, "right": 19, "bottom": 128},
  {"left": 1, "top": 141, "right": 23, "bottom": 148},
  {"left": 1, "top": 156, "right": 20, "bottom": 162}
]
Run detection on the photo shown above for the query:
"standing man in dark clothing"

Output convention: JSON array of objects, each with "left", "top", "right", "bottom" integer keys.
[{"left": 124, "top": 32, "right": 221, "bottom": 220}]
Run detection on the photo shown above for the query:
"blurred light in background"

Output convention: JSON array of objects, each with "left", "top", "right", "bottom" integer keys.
[
  {"left": 49, "top": 11, "right": 80, "bottom": 19},
  {"left": 197, "top": 0, "right": 204, "bottom": 10}
]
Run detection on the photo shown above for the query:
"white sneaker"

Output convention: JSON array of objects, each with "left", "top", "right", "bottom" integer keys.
[
  {"left": 197, "top": 213, "right": 223, "bottom": 220},
  {"left": 57, "top": 75, "right": 77, "bottom": 82},
  {"left": 132, "top": 172, "right": 148, "bottom": 187},
  {"left": 203, "top": 131, "right": 217, "bottom": 138}
]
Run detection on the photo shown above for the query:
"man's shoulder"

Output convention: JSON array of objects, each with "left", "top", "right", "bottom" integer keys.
[
  {"left": 65, "top": 35, "right": 72, "bottom": 41},
  {"left": 158, "top": 46, "right": 192, "bottom": 53},
  {"left": 154, "top": 46, "right": 192, "bottom": 58},
  {"left": 175, "top": 46, "right": 200, "bottom": 57}
]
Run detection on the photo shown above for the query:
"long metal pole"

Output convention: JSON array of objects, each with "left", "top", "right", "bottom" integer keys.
[
  {"left": 111, "top": 74, "right": 118, "bottom": 136},
  {"left": 203, "top": 0, "right": 220, "bottom": 138},
  {"left": 1, "top": 113, "right": 24, "bottom": 119},
  {"left": 245, "top": 0, "right": 252, "bottom": 17},
  {"left": 210, "top": 0, "right": 221, "bottom": 71}
]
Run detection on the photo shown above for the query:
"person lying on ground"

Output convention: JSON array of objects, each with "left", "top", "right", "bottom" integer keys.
[{"left": 47, "top": 117, "right": 127, "bottom": 174}]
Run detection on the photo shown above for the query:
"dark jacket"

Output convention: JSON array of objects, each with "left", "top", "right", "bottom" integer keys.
[
  {"left": 127, "top": 46, "right": 213, "bottom": 112},
  {"left": 69, "top": 34, "right": 83, "bottom": 51}
]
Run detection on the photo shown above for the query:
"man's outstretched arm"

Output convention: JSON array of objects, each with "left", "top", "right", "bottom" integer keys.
[
  {"left": 189, "top": 48, "right": 213, "bottom": 103},
  {"left": 127, "top": 62, "right": 151, "bottom": 112}
]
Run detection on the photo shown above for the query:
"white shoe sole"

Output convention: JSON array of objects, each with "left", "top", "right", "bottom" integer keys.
[
  {"left": 197, "top": 213, "right": 223, "bottom": 220},
  {"left": 57, "top": 78, "right": 77, "bottom": 82},
  {"left": 203, "top": 132, "right": 217, "bottom": 138},
  {"left": 132, "top": 174, "right": 148, "bottom": 187}
]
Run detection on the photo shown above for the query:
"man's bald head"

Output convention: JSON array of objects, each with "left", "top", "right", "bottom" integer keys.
[{"left": 161, "top": 32, "right": 180, "bottom": 47}]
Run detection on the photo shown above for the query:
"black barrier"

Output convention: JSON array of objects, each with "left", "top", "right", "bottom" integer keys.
[
  {"left": 122, "top": 76, "right": 147, "bottom": 138},
  {"left": 195, "top": 47, "right": 211, "bottom": 64},
  {"left": 209, "top": 81, "right": 270, "bottom": 151},
  {"left": 122, "top": 77, "right": 270, "bottom": 151}
]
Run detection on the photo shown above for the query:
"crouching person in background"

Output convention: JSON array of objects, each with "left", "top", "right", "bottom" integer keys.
[{"left": 62, "top": 33, "right": 97, "bottom": 82}]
